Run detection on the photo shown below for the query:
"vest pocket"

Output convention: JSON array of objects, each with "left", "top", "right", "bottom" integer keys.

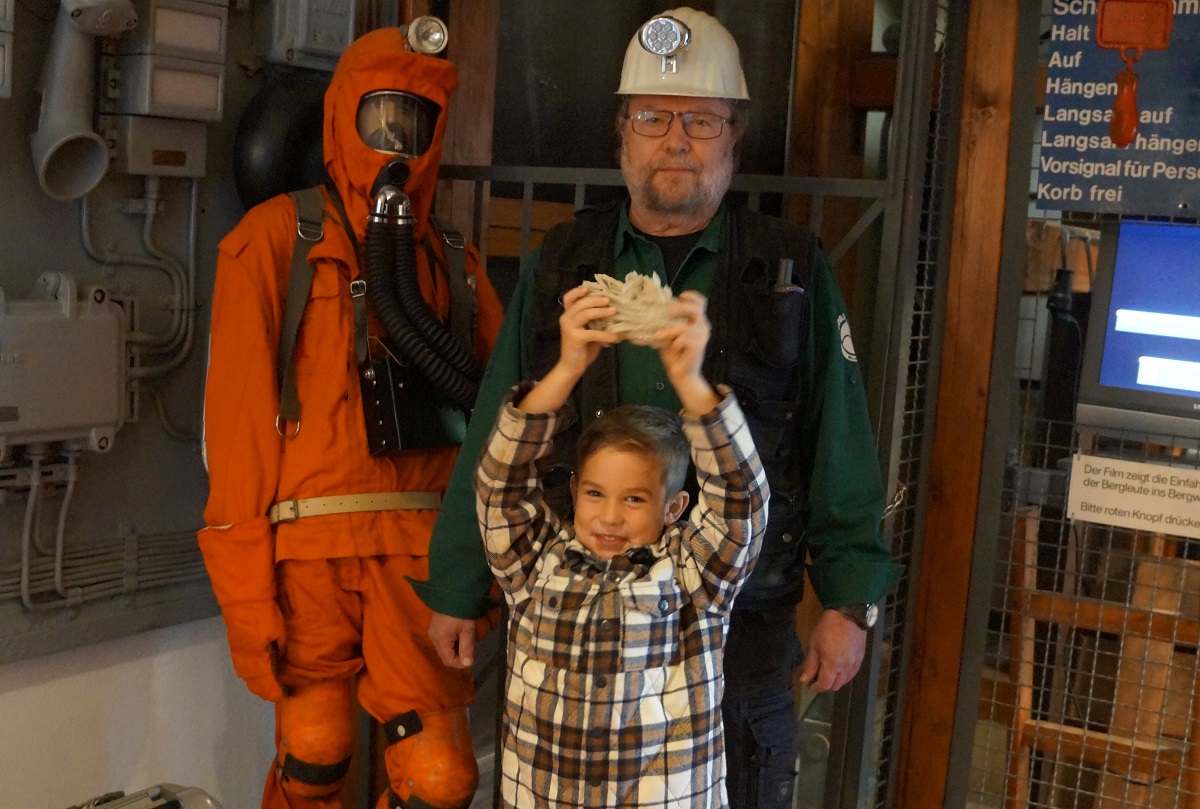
[{"left": 739, "top": 281, "right": 805, "bottom": 369}]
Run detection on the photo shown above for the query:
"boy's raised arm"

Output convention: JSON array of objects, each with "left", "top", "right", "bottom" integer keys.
[
  {"left": 655, "top": 291, "right": 720, "bottom": 417},
  {"left": 515, "top": 285, "right": 619, "bottom": 414}
]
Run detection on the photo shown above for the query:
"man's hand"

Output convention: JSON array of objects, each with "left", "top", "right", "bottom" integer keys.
[
  {"left": 428, "top": 612, "right": 479, "bottom": 669},
  {"left": 797, "top": 608, "right": 867, "bottom": 693}
]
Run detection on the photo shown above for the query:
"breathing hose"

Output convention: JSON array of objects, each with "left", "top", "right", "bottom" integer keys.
[{"left": 364, "top": 160, "right": 480, "bottom": 409}]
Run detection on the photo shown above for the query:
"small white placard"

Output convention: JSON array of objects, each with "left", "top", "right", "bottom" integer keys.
[{"left": 1067, "top": 453, "right": 1200, "bottom": 540}]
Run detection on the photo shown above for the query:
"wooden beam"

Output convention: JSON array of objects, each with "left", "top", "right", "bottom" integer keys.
[
  {"left": 437, "top": 0, "right": 499, "bottom": 246},
  {"left": 892, "top": 2, "right": 1024, "bottom": 807},
  {"left": 788, "top": 0, "right": 875, "bottom": 318},
  {"left": 846, "top": 55, "right": 943, "bottom": 112},
  {"left": 1023, "top": 721, "right": 1186, "bottom": 781}
]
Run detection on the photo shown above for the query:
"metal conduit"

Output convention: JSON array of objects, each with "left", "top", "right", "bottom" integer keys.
[{"left": 3, "top": 529, "right": 204, "bottom": 608}]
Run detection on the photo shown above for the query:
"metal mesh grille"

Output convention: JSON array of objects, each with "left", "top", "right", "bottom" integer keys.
[
  {"left": 966, "top": 2, "right": 1200, "bottom": 806},
  {"left": 872, "top": 0, "right": 965, "bottom": 806},
  {"left": 971, "top": 424, "right": 1200, "bottom": 809}
]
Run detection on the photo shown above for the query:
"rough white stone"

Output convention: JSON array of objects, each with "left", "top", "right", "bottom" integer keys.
[{"left": 582, "top": 272, "right": 687, "bottom": 348}]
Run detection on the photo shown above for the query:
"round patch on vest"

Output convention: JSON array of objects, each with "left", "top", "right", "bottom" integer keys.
[{"left": 837, "top": 314, "right": 857, "bottom": 363}]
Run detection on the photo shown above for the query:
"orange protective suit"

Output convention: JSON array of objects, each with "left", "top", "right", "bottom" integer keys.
[{"left": 199, "top": 28, "right": 503, "bottom": 809}]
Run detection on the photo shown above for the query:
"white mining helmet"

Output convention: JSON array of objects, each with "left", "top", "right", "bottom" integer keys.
[{"left": 616, "top": 7, "right": 749, "bottom": 100}]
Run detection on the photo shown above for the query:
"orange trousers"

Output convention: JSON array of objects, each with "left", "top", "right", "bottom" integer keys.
[{"left": 260, "top": 556, "right": 476, "bottom": 809}]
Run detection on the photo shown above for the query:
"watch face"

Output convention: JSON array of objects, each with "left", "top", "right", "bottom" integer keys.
[
  {"left": 355, "top": 91, "right": 440, "bottom": 158},
  {"left": 864, "top": 602, "right": 879, "bottom": 628},
  {"left": 840, "top": 603, "right": 879, "bottom": 629}
]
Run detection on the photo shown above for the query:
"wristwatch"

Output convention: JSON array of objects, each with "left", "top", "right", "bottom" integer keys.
[{"left": 836, "top": 602, "right": 879, "bottom": 630}]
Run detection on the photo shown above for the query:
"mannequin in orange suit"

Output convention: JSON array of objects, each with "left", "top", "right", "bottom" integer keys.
[{"left": 199, "top": 25, "right": 503, "bottom": 809}]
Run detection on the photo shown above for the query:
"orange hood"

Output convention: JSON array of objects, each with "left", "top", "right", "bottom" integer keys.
[{"left": 324, "top": 28, "right": 457, "bottom": 242}]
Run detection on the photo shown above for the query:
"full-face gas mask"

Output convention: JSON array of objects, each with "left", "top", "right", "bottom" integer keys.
[{"left": 355, "top": 91, "right": 440, "bottom": 158}]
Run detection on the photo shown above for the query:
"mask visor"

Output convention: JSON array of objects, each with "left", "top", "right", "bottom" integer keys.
[{"left": 356, "top": 90, "right": 440, "bottom": 158}]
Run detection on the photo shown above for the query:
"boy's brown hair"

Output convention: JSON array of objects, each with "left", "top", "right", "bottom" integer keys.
[{"left": 577, "top": 404, "right": 690, "bottom": 496}]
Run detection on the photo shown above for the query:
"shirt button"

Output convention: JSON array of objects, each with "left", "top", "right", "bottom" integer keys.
[
  {"left": 595, "top": 409, "right": 604, "bottom": 418},
  {"left": 782, "top": 532, "right": 794, "bottom": 544},
  {"left": 596, "top": 675, "right": 608, "bottom": 688},
  {"left": 548, "top": 596, "right": 559, "bottom": 608},
  {"left": 600, "top": 618, "right": 614, "bottom": 631},
  {"left": 655, "top": 382, "right": 665, "bottom": 391},
  {"left": 658, "top": 599, "right": 670, "bottom": 612}
]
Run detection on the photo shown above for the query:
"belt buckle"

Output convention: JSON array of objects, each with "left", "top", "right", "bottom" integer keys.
[{"left": 275, "top": 499, "right": 301, "bottom": 523}]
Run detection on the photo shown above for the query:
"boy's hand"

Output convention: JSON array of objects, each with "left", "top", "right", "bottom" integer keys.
[
  {"left": 517, "top": 285, "right": 619, "bottom": 414},
  {"left": 556, "top": 285, "right": 620, "bottom": 378},
  {"left": 656, "top": 291, "right": 720, "bottom": 415},
  {"left": 655, "top": 291, "right": 710, "bottom": 383}
]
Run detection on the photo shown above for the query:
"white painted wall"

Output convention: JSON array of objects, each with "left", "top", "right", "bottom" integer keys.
[{"left": 0, "top": 617, "right": 274, "bottom": 809}]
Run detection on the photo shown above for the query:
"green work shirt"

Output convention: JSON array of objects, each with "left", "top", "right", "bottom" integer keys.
[{"left": 410, "top": 198, "right": 900, "bottom": 618}]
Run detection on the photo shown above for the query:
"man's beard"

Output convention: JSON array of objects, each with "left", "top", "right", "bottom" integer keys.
[{"left": 620, "top": 147, "right": 733, "bottom": 219}]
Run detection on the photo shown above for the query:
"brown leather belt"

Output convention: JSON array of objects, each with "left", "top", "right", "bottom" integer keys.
[{"left": 268, "top": 491, "right": 442, "bottom": 524}]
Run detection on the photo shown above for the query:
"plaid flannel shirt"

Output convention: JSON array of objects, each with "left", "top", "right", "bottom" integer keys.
[{"left": 476, "top": 386, "right": 769, "bottom": 809}]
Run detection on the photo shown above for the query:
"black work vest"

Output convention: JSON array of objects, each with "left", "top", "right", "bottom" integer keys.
[{"left": 530, "top": 200, "right": 820, "bottom": 610}]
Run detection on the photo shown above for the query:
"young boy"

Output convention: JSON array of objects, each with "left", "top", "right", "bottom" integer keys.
[{"left": 475, "top": 285, "right": 770, "bottom": 808}]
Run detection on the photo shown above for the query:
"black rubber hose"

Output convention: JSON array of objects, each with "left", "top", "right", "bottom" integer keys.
[
  {"left": 393, "top": 237, "right": 484, "bottom": 382},
  {"left": 364, "top": 218, "right": 478, "bottom": 408}
]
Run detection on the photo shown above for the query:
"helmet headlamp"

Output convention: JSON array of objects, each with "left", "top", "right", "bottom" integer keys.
[
  {"left": 405, "top": 15, "right": 448, "bottom": 54},
  {"left": 638, "top": 14, "right": 691, "bottom": 74}
]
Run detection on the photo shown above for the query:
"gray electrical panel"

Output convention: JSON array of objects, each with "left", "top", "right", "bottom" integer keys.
[
  {"left": 263, "top": 0, "right": 357, "bottom": 71},
  {"left": 0, "top": 279, "right": 126, "bottom": 455},
  {"left": 106, "top": 114, "right": 208, "bottom": 176}
]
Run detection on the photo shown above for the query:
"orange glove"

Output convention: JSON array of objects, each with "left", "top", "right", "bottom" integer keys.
[
  {"left": 221, "top": 600, "right": 286, "bottom": 702},
  {"left": 198, "top": 519, "right": 285, "bottom": 702}
]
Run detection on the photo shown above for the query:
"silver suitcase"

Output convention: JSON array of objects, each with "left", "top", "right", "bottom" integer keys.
[{"left": 67, "top": 785, "right": 224, "bottom": 809}]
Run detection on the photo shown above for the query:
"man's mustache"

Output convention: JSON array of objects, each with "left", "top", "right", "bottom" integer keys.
[{"left": 651, "top": 159, "right": 699, "bottom": 173}]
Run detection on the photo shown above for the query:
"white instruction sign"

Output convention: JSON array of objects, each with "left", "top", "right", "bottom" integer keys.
[{"left": 1067, "top": 453, "right": 1200, "bottom": 539}]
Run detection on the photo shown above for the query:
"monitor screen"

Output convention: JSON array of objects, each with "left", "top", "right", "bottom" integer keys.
[{"left": 1076, "top": 220, "right": 1200, "bottom": 441}]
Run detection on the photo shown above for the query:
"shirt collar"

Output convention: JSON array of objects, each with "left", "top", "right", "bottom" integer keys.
[
  {"left": 613, "top": 197, "right": 728, "bottom": 261},
  {"left": 563, "top": 536, "right": 666, "bottom": 575}
]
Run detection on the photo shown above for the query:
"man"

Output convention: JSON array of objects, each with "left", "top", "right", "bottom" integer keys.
[
  {"left": 412, "top": 8, "right": 901, "bottom": 808},
  {"left": 200, "top": 26, "right": 504, "bottom": 809}
]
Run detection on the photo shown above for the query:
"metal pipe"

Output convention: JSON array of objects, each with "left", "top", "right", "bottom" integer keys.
[
  {"left": 80, "top": 192, "right": 184, "bottom": 348},
  {"left": 140, "top": 175, "right": 188, "bottom": 354},
  {"left": 130, "top": 176, "right": 199, "bottom": 377},
  {"left": 53, "top": 445, "right": 81, "bottom": 597},
  {"left": 18, "top": 448, "right": 44, "bottom": 610}
]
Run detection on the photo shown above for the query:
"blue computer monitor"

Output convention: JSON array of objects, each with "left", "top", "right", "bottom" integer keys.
[{"left": 1076, "top": 220, "right": 1200, "bottom": 441}]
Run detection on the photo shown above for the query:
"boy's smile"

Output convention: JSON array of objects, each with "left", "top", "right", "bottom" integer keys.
[{"left": 571, "top": 446, "right": 688, "bottom": 559}]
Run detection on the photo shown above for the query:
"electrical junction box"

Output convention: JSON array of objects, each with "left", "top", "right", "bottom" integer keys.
[
  {"left": 104, "top": 113, "right": 208, "bottom": 176},
  {"left": 0, "top": 278, "right": 126, "bottom": 456},
  {"left": 263, "top": 0, "right": 357, "bottom": 71},
  {"left": 119, "top": 0, "right": 228, "bottom": 65},
  {"left": 114, "top": 53, "right": 224, "bottom": 121},
  {"left": 0, "top": 31, "right": 10, "bottom": 99}
]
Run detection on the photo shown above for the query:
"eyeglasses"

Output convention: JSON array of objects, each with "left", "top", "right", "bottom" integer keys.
[{"left": 625, "top": 110, "right": 732, "bottom": 139}]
